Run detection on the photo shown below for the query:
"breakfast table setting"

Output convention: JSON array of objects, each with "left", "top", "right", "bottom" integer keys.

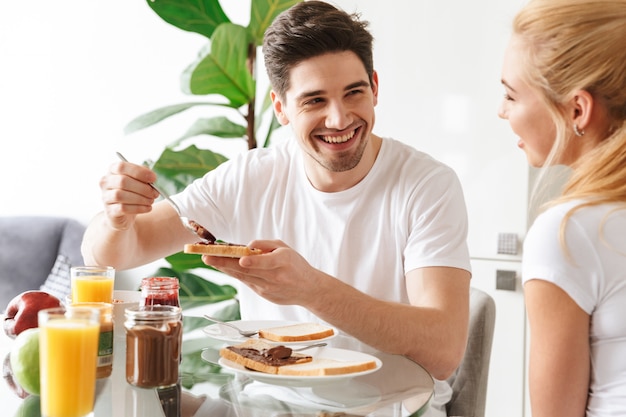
[{"left": 1, "top": 289, "right": 434, "bottom": 417}]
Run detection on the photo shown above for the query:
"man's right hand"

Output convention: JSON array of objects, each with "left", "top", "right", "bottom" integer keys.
[{"left": 99, "top": 160, "right": 160, "bottom": 231}]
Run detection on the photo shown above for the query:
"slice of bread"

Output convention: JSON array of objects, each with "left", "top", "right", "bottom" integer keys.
[
  {"left": 259, "top": 323, "right": 335, "bottom": 342},
  {"left": 277, "top": 358, "right": 378, "bottom": 376},
  {"left": 219, "top": 339, "right": 378, "bottom": 376},
  {"left": 219, "top": 339, "right": 313, "bottom": 374},
  {"left": 184, "top": 242, "right": 262, "bottom": 258}
]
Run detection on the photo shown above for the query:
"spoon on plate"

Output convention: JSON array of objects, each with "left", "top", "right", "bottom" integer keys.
[
  {"left": 203, "top": 314, "right": 259, "bottom": 337},
  {"left": 292, "top": 342, "right": 327, "bottom": 351},
  {"left": 115, "top": 152, "right": 216, "bottom": 243}
]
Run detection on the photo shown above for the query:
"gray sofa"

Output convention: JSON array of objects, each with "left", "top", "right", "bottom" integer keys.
[{"left": 0, "top": 216, "right": 86, "bottom": 311}]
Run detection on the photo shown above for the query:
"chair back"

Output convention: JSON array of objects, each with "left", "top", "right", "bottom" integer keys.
[
  {"left": 446, "top": 287, "right": 496, "bottom": 417},
  {"left": 0, "top": 216, "right": 86, "bottom": 308}
]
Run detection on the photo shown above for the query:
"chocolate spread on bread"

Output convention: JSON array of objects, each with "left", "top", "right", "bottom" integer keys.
[
  {"left": 226, "top": 345, "right": 311, "bottom": 367},
  {"left": 188, "top": 220, "right": 216, "bottom": 242},
  {"left": 188, "top": 220, "right": 248, "bottom": 246}
]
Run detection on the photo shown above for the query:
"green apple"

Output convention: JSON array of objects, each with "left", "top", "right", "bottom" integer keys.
[
  {"left": 9, "top": 327, "right": 40, "bottom": 396},
  {"left": 14, "top": 394, "right": 41, "bottom": 417}
]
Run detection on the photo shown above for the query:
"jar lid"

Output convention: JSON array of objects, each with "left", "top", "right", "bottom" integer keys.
[
  {"left": 125, "top": 305, "right": 181, "bottom": 321},
  {"left": 140, "top": 277, "right": 180, "bottom": 290}
]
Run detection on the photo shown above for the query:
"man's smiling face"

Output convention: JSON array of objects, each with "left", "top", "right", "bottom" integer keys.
[{"left": 271, "top": 50, "right": 379, "bottom": 188}]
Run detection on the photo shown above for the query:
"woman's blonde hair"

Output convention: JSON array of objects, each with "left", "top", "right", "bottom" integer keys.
[{"left": 512, "top": 0, "right": 626, "bottom": 244}]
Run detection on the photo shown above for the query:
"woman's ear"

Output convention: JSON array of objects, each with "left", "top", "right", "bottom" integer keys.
[
  {"left": 571, "top": 90, "right": 594, "bottom": 131},
  {"left": 270, "top": 91, "right": 289, "bottom": 126}
]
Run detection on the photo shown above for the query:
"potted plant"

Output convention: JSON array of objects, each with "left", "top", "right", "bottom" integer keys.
[{"left": 125, "top": 0, "right": 301, "bottom": 387}]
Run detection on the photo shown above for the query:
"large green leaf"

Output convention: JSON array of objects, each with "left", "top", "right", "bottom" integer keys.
[
  {"left": 180, "top": 347, "right": 233, "bottom": 389},
  {"left": 182, "top": 303, "right": 239, "bottom": 334},
  {"left": 146, "top": 0, "right": 230, "bottom": 39},
  {"left": 263, "top": 113, "right": 283, "bottom": 148},
  {"left": 180, "top": 116, "right": 247, "bottom": 141},
  {"left": 255, "top": 85, "right": 282, "bottom": 147},
  {"left": 152, "top": 145, "right": 228, "bottom": 193},
  {"left": 210, "top": 301, "right": 241, "bottom": 321},
  {"left": 184, "top": 24, "right": 254, "bottom": 107},
  {"left": 166, "top": 251, "right": 213, "bottom": 271},
  {"left": 174, "top": 288, "right": 242, "bottom": 390},
  {"left": 124, "top": 102, "right": 236, "bottom": 134},
  {"left": 248, "top": 0, "right": 302, "bottom": 45},
  {"left": 152, "top": 267, "right": 237, "bottom": 310},
  {"left": 183, "top": 316, "right": 209, "bottom": 334}
]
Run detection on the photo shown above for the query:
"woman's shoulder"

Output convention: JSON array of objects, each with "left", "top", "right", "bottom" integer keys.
[{"left": 535, "top": 200, "right": 626, "bottom": 229}]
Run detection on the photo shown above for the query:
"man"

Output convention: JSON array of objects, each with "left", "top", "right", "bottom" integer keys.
[{"left": 82, "top": 2, "right": 471, "bottom": 414}]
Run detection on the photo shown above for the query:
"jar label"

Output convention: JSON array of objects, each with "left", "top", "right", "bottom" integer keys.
[{"left": 98, "top": 330, "right": 114, "bottom": 356}]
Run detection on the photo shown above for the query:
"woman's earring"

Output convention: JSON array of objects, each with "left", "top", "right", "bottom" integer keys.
[{"left": 573, "top": 124, "right": 585, "bottom": 137}]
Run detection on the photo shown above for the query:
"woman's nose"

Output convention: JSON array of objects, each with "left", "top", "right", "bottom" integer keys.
[{"left": 497, "top": 102, "right": 508, "bottom": 120}]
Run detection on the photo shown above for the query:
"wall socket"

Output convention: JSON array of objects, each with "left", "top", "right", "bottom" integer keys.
[{"left": 496, "top": 269, "right": 517, "bottom": 291}]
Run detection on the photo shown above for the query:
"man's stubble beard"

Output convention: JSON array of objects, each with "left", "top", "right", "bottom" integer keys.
[{"left": 307, "top": 136, "right": 368, "bottom": 173}]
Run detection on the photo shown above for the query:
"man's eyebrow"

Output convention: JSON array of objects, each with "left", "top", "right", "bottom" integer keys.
[
  {"left": 346, "top": 80, "right": 370, "bottom": 90},
  {"left": 294, "top": 80, "right": 371, "bottom": 102},
  {"left": 501, "top": 79, "right": 516, "bottom": 92},
  {"left": 295, "top": 90, "right": 324, "bottom": 102}
]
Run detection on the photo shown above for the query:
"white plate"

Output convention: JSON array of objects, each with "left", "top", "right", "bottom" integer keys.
[
  {"left": 223, "top": 379, "right": 382, "bottom": 412},
  {"left": 216, "top": 346, "right": 382, "bottom": 387},
  {"left": 202, "top": 320, "right": 338, "bottom": 345}
]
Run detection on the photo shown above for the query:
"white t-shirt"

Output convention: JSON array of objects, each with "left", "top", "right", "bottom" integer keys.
[
  {"left": 176, "top": 138, "right": 471, "bottom": 416},
  {"left": 523, "top": 201, "right": 626, "bottom": 416},
  {"left": 177, "top": 138, "right": 470, "bottom": 319}
]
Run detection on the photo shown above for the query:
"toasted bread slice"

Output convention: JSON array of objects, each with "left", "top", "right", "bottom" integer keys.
[
  {"left": 184, "top": 242, "right": 262, "bottom": 258},
  {"left": 219, "top": 339, "right": 312, "bottom": 374},
  {"left": 220, "top": 340, "right": 378, "bottom": 376},
  {"left": 259, "top": 323, "right": 335, "bottom": 342}
]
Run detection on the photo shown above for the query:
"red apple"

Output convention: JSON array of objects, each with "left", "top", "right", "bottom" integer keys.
[{"left": 3, "top": 291, "right": 62, "bottom": 339}]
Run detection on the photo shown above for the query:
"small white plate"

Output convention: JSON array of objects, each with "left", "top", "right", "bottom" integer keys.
[
  {"left": 216, "top": 346, "right": 382, "bottom": 387},
  {"left": 203, "top": 320, "right": 338, "bottom": 345}
]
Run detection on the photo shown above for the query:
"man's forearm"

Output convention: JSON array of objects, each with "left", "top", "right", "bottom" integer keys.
[{"left": 81, "top": 212, "right": 143, "bottom": 270}]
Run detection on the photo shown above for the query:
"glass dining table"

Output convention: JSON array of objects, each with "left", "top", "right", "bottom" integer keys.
[{"left": 1, "top": 309, "right": 434, "bottom": 417}]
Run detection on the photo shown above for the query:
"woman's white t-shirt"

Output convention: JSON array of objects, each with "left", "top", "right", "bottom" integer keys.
[{"left": 523, "top": 201, "right": 626, "bottom": 416}]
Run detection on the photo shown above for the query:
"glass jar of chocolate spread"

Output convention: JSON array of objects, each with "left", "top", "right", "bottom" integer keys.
[
  {"left": 124, "top": 305, "right": 182, "bottom": 388},
  {"left": 140, "top": 277, "right": 180, "bottom": 307}
]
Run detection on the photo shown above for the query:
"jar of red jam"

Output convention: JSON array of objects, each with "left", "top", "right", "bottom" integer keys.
[{"left": 140, "top": 277, "right": 180, "bottom": 307}]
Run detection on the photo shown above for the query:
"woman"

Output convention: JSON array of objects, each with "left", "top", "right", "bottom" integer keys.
[{"left": 498, "top": 0, "right": 626, "bottom": 416}]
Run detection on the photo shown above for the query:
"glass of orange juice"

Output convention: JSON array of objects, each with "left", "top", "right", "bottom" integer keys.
[
  {"left": 71, "top": 266, "right": 115, "bottom": 303},
  {"left": 38, "top": 306, "right": 101, "bottom": 417}
]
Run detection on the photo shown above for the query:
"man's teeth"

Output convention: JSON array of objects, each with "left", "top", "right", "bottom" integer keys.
[{"left": 321, "top": 130, "right": 355, "bottom": 144}]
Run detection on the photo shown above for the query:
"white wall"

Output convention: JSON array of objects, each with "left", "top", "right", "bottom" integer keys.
[
  {"left": 0, "top": 1, "right": 250, "bottom": 224},
  {"left": 1, "top": 0, "right": 526, "bottom": 231}
]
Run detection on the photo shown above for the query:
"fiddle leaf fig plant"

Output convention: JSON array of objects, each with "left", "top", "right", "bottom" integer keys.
[
  {"left": 126, "top": 0, "right": 302, "bottom": 387},
  {"left": 126, "top": 0, "right": 301, "bottom": 270},
  {"left": 125, "top": 0, "right": 301, "bottom": 190}
]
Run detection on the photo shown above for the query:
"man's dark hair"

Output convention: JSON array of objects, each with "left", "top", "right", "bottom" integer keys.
[{"left": 262, "top": 1, "right": 374, "bottom": 99}]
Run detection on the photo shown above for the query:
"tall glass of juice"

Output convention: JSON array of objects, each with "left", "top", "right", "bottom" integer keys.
[
  {"left": 39, "top": 306, "right": 101, "bottom": 417},
  {"left": 71, "top": 266, "right": 115, "bottom": 303}
]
